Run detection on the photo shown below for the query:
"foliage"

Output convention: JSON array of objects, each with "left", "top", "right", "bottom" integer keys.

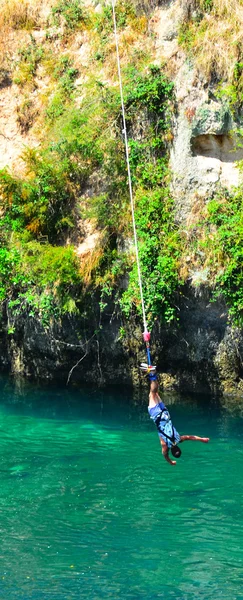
[
  {"left": 94, "top": 0, "right": 136, "bottom": 36},
  {"left": 92, "top": 0, "right": 148, "bottom": 63},
  {"left": 14, "top": 36, "right": 44, "bottom": 87},
  {"left": 0, "top": 148, "right": 80, "bottom": 242},
  {"left": 121, "top": 189, "right": 181, "bottom": 324},
  {"left": 124, "top": 67, "right": 174, "bottom": 186},
  {"left": 2, "top": 241, "right": 82, "bottom": 326},
  {"left": 125, "top": 65, "right": 173, "bottom": 126},
  {"left": 0, "top": 6, "right": 181, "bottom": 330},
  {"left": 112, "top": 66, "right": 181, "bottom": 324},
  {"left": 0, "top": 70, "right": 126, "bottom": 322},
  {"left": 37, "top": 63, "right": 179, "bottom": 326},
  {"left": 45, "top": 56, "right": 79, "bottom": 121},
  {"left": 46, "top": 93, "right": 66, "bottom": 121},
  {"left": 200, "top": 0, "right": 213, "bottom": 12},
  {"left": 51, "top": 0, "right": 88, "bottom": 32},
  {"left": 178, "top": 0, "right": 243, "bottom": 88},
  {"left": 203, "top": 188, "right": 243, "bottom": 323},
  {"left": 87, "top": 65, "right": 181, "bottom": 324},
  {"left": 216, "top": 62, "right": 243, "bottom": 112},
  {"left": 1, "top": 0, "right": 243, "bottom": 340},
  {"left": 20, "top": 242, "right": 81, "bottom": 288},
  {"left": 0, "top": 246, "right": 20, "bottom": 302}
]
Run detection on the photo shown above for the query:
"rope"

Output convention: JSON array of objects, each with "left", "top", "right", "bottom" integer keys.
[{"left": 111, "top": 0, "right": 148, "bottom": 335}]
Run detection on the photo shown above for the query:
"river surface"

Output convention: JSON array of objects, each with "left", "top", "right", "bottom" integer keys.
[{"left": 0, "top": 376, "right": 242, "bottom": 599}]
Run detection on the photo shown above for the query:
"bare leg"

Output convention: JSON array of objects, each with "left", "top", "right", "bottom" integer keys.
[{"left": 180, "top": 435, "right": 209, "bottom": 443}]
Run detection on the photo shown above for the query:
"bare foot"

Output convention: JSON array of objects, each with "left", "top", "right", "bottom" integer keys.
[{"left": 201, "top": 438, "right": 210, "bottom": 443}]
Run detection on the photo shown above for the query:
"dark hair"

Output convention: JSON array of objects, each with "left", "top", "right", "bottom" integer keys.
[{"left": 171, "top": 445, "right": 181, "bottom": 458}]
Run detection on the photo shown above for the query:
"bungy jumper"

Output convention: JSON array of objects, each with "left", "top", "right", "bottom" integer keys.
[
  {"left": 112, "top": 0, "right": 157, "bottom": 384},
  {"left": 111, "top": 10, "right": 211, "bottom": 462}
]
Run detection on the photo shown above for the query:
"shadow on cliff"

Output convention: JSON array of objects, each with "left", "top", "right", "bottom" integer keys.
[
  {"left": 191, "top": 133, "right": 243, "bottom": 163},
  {"left": 156, "top": 285, "right": 232, "bottom": 396}
]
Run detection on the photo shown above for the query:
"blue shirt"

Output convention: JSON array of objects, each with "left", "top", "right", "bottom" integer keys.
[
  {"left": 148, "top": 401, "right": 166, "bottom": 422},
  {"left": 148, "top": 401, "right": 181, "bottom": 447}
]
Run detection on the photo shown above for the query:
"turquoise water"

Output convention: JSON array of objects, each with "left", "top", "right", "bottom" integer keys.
[{"left": 0, "top": 377, "right": 242, "bottom": 599}]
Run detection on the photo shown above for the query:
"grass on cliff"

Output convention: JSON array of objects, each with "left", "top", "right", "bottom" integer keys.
[
  {"left": 203, "top": 187, "right": 243, "bottom": 324},
  {"left": 4, "top": 0, "right": 243, "bottom": 331},
  {"left": 0, "top": 56, "right": 182, "bottom": 327},
  {"left": 178, "top": 0, "right": 243, "bottom": 88},
  {"left": 0, "top": 241, "right": 82, "bottom": 327},
  {"left": 0, "top": 0, "right": 88, "bottom": 31},
  {"left": 0, "top": 0, "right": 42, "bottom": 30},
  {"left": 178, "top": 182, "right": 243, "bottom": 325}
]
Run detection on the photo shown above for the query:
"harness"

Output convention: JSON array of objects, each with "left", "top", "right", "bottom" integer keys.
[{"left": 155, "top": 411, "right": 176, "bottom": 446}]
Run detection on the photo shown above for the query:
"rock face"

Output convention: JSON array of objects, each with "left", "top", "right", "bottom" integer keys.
[
  {"left": 158, "top": 288, "right": 243, "bottom": 397},
  {"left": 1, "top": 286, "right": 243, "bottom": 397},
  {"left": 191, "top": 102, "right": 232, "bottom": 137},
  {"left": 170, "top": 65, "right": 243, "bottom": 221},
  {"left": 150, "top": 1, "right": 243, "bottom": 223},
  {"left": 0, "top": 0, "right": 243, "bottom": 397}
]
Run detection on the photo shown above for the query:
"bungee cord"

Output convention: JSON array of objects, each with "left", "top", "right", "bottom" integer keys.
[
  {"left": 111, "top": 0, "right": 147, "bottom": 335},
  {"left": 111, "top": 0, "right": 156, "bottom": 376}
]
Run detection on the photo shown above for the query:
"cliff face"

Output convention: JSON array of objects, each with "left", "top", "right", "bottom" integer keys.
[
  {"left": 2, "top": 283, "right": 243, "bottom": 397},
  {"left": 0, "top": 0, "right": 243, "bottom": 397}
]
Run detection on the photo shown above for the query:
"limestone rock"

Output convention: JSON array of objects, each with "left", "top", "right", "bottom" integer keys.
[
  {"left": 171, "top": 63, "right": 243, "bottom": 221},
  {"left": 191, "top": 102, "right": 232, "bottom": 137}
]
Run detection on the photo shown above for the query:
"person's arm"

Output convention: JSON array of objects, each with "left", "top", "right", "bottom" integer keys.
[{"left": 161, "top": 440, "right": 176, "bottom": 466}]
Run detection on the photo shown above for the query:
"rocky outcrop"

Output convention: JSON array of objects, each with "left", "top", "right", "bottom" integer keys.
[
  {"left": 151, "top": 1, "right": 243, "bottom": 222},
  {"left": 158, "top": 288, "right": 243, "bottom": 397},
  {"left": 1, "top": 286, "right": 243, "bottom": 398},
  {"left": 170, "top": 65, "right": 243, "bottom": 221},
  {"left": 0, "top": 0, "right": 242, "bottom": 398},
  {"left": 191, "top": 101, "right": 232, "bottom": 137}
]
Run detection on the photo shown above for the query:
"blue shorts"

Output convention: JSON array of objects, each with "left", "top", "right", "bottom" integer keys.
[{"left": 156, "top": 409, "right": 181, "bottom": 448}]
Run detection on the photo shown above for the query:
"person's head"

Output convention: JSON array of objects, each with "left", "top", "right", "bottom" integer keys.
[
  {"left": 171, "top": 445, "right": 181, "bottom": 458},
  {"left": 150, "top": 379, "right": 158, "bottom": 393}
]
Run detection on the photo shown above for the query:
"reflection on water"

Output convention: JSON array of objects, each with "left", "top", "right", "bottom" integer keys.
[{"left": 0, "top": 376, "right": 241, "bottom": 599}]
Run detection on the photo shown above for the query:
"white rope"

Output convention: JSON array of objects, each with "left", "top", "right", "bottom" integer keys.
[{"left": 111, "top": 0, "right": 148, "bottom": 334}]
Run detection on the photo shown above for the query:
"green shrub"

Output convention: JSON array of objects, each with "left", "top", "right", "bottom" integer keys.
[
  {"left": 45, "top": 56, "right": 79, "bottom": 121},
  {"left": 85, "top": 66, "right": 180, "bottom": 324},
  {"left": 51, "top": 0, "right": 88, "bottom": 31},
  {"left": 94, "top": 0, "right": 135, "bottom": 35},
  {"left": 0, "top": 150, "right": 78, "bottom": 242},
  {"left": 0, "top": 247, "right": 21, "bottom": 301},
  {"left": 205, "top": 188, "right": 243, "bottom": 323},
  {"left": 201, "top": 0, "right": 213, "bottom": 11},
  {"left": 1, "top": 54, "right": 181, "bottom": 327},
  {"left": 1, "top": 241, "right": 82, "bottom": 325},
  {"left": 21, "top": 242, "right": 80, "bottom": 287},
  {"left": 14, "top": 36, "right": 44, "bottom": 87},
  {"left": 120, "top": 188, "right": 181, "bottom": 323},
  {"left": 46, "top": 93, "right": 66, "bottom": 121},
  {"left": 216, "top": 62, "right": 243, "bottom": 112}
]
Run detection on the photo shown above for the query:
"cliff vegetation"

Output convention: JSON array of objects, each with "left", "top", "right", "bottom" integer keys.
[{"left": 0, "top": 0, "right": 242, "bottom": 393}]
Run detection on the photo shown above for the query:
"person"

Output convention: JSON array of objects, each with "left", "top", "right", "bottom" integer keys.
[{"left": 148, "top": 379, "right": 209, "bottom": 466}]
